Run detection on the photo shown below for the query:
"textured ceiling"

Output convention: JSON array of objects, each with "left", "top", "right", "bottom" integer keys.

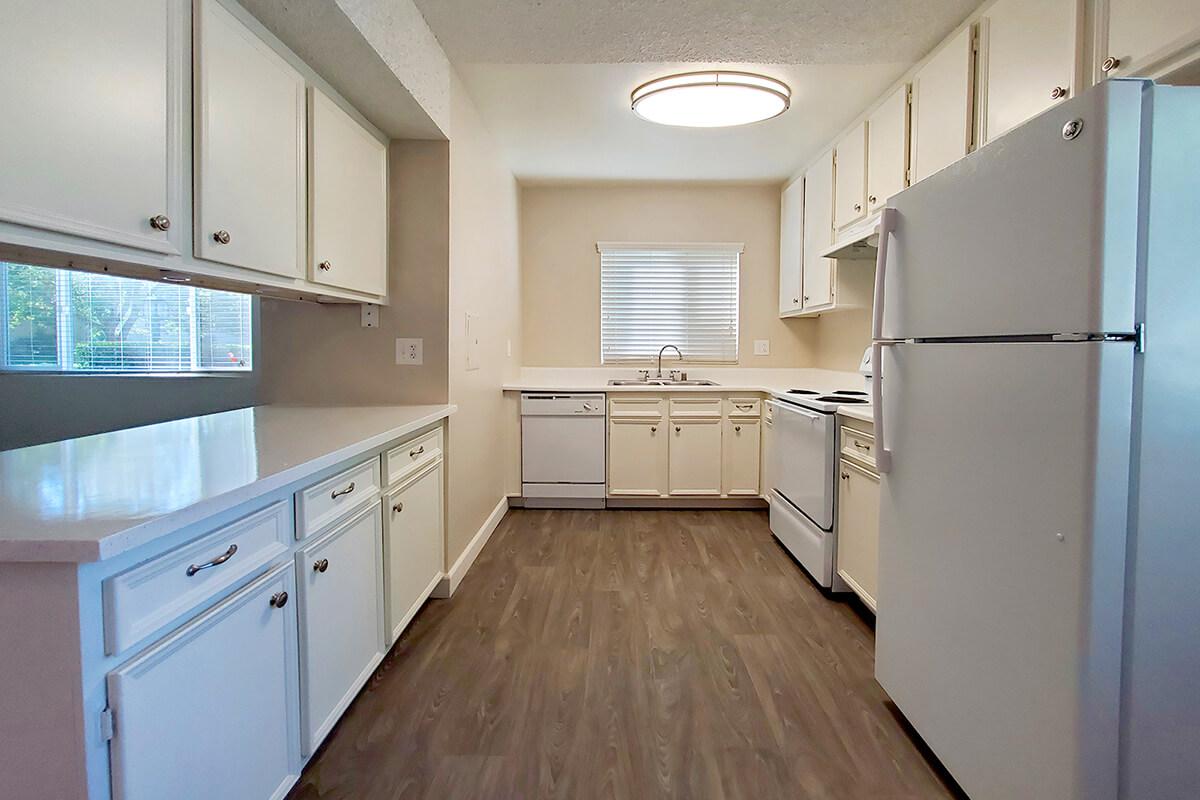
[{"left": 412, "top": 0, "right": 979, "bottom": 65}]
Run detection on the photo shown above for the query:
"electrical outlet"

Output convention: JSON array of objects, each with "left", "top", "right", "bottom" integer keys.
[
  {"left": 395, "top": 338, "right": 423, "bottom": 365},
  {"left": 754, "top": 339, "right": 770, "bottom": 356}
]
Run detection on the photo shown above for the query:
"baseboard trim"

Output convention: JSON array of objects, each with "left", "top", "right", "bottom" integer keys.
[
  {"left": 431, "top": 496, "right": 509, "bottom": 599},
  {"left": 605, "top": 497, "right": 768, "bottom": 509}
]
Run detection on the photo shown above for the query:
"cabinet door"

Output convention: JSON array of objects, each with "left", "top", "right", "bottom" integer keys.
[
  {"left": 194, "top": 0, "right": 305, "bottom": 277},
  {"left": 910, "top": 26, "right": 975, "bottom": 184},
  {"left": 384, "top": 462, "right": 443, "bottom": 644},
  {"left": 778, "top": 177, "right": 804, "bottom": 316},
  {"left": 309, "top": 88, "right": 388, "bottom": 296},
  {"left": 297, "top": 504, "right": 385, "bottom": 756},
  {"left": 669, "top": 419, "right": 722, "bottom": 496},
  {"left": 1102, "top": 0, "right": 1200, "bottom": 78},
  {"left": 107, "top": 564, "right": 300, "bottom": 800},
  {"left": 608, "top": 418, "right": 667, "bottom": 496},
  {"left": 802, "top": 150, "right": 835, "bottom": 310},
  {"left": 867, "top": 85, "right": 910, "bottom": 212},
  {"left": 722, "top": 419, "right": 761, "bottom": 496},
  {"left": 762, "top": 411, "right": 777, "bottom": 498},
  {"left": 837, "top": 458, "right": 880, "bottom": 610},
  {"left": 978, "top": 0, "right": 1078, "bottom": 146},
  {"left": 834, "top": 121, "right": 868, "bottom": 229},
  {"left": 0, "top": 0, "right": 183, "bottom": 254}
]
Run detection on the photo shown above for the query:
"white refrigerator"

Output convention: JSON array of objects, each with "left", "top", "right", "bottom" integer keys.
[{"left": 872, "top": 78, "right": 1199, "bottom": 800}]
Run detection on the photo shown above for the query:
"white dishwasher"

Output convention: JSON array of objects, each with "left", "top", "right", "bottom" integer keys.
[{"left": 520, "top": 393, "right": 606, "bottom": 508}]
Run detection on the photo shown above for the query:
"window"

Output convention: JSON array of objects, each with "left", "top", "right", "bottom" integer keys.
[
  {"left": 599, "top": 242, "right": 742, "bottom": 364},
  {"left": 0, "top": 262, "right": 253, "bottom": 373}
]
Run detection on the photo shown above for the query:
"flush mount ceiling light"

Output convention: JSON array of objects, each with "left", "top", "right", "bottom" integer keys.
[{"left": 631, "top": 71, "right": 791, "bottom": 128}]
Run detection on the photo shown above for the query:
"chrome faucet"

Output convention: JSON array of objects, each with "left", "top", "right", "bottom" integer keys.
[{"left": 656, "top": 344, "right": 683, "bottom": 379}]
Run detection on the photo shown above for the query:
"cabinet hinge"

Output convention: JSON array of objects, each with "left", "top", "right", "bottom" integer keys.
[{"left": 100, "top": 707, "right": 115, "bottom": 742}]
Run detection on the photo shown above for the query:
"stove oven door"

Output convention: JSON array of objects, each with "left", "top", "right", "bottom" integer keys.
[{"left": 766, "top": 399, "right": 835, "bottom": 529}]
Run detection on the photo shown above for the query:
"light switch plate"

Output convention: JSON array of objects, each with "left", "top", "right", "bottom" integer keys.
[
  {"left": 754, "top": 339, "right": 770, "bottom": 356},
  {"left": 396, "top": 338, "right": 423, "bottom": 365}
]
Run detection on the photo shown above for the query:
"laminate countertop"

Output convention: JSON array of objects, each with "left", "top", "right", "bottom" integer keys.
[
  {"left": 0, "top": 404, "right": 456, "bottom": 563},
  {"left": 502, "top": 367, "right": 867, "bottom": 399}
]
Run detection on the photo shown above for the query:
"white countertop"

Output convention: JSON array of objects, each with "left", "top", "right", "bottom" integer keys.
[
  {"left": 838, "top": 406, "right": 875, "bottom": 424},
  {"left": 502, "top": 367, "right": 868, "bottom": 400},
  {"left": 0, "top": 404, "right": 456, "bottom": 563}
]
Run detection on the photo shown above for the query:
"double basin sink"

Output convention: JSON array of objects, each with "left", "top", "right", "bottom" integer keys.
[{"left": 607, "top": 379, "right": 720, "bottom": 386}]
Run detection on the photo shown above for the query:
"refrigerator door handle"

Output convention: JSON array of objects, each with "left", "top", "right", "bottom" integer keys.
[
  {"left": 872, "top": 207, "right": 898, "bottom": 341},
  {"left": 872, "top": 341, "right": 897, "bottom": 473}
]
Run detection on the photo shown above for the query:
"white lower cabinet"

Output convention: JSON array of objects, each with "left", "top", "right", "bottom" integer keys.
[
  {"left": 296, "top": 503, "right": 385, "bottom": 756},
  {"left": 608, "top": 417, "right": 668, "bottom": 496},
  {"left": 668, "top": 418, "right": 723, "bottom": 496},
  {"left": 836, "top": 457, "right": 881, "bottom": 611},
  {"left": 107, "top": 563, "right": 301, "bottom": 800},
  {"left": 722, "top": 418, "right": 761, "bottom": 496},
  {"left": 384, "top": 461, "right": 444, "bottom": 644}
]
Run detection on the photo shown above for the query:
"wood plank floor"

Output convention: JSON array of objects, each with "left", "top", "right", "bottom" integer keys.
[{"left": 288, "top": 509, "right": 963, "bottom": 800}]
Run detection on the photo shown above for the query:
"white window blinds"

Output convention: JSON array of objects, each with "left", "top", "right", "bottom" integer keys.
[
  {"left": 599, "top": 242, "right": 742, "bottom": 364},
  {"left": 1, "top": 262, "right": 253, "bottom": 373}
]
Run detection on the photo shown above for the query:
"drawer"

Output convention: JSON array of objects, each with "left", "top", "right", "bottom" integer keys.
[
  {"left": 296, "top": 457, "right": 382, "bottom": 540},
  {"left": 841, "top": 425, "right": 877, "bottom": 470},
  {"left": 384, "top": 426, "right": 443, "bottom": 487},
  {"left": 609, "top": 395, "right": 665, "bottom": 419},
  {"left": 726, "top": 397, "right": 762, "bottom": 417},
  {"left": 103, "top": 501, "right": 290, "bottom": 656},
  {"left": 669, "top": 396, "right": 722, "bottom": 418}
]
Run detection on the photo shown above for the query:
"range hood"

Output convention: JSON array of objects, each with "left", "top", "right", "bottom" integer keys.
[{"left": 821, "top": 210, "right": 883, "bottom": 260}]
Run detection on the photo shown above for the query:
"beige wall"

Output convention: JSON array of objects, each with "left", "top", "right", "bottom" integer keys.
[
  {"left": 258, "top": 139, "right": 451, "bottom": 405},
  {"left": 520, "top": 183, "right": 818, "bottom": 367},
  {"left": 815, "top": 307, "right": 871, "bottom": 372},
  {"left": 444, "top": 74, "right": 522, "bottom": 565}
]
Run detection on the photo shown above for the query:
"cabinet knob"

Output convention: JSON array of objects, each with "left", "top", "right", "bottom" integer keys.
[
  {"left": 803, "top": 295, "right": 810, "bottom": 302},
  {"left": 318, "top": 260, "right": 332, "bottom": 271},
  {"left": 313, "top": 558, "right": 329, "bottom": 573},
  {"left": 792, "top": 297, "right": 799, "bottom": 304},
  {"left": 392, "top": 501, "right": 403, "bottom": 514},
  {"left": 868, "top": 195, "right": 877, "bottom": 204},
  {"left": 853, "top": 203, "right": 862, "bottom": 212},
  {"left": 269, "top": 591, "right": 289, "bottom": 608},
  {"left": 212, "top": 229, "right": 231, "bottom": 245},
  {"left": 735, "top": 425, "right": 742, "bottom": 432},
  {"left": 841, "top": 472, "right": 850, "bottom": 480},
  {"left": 1050, "top": 86, "right": 1069, "bottom": 100},
  {"left": 1101, "top": 56, "right": 1121, "bottom": 73},
  {"left": 148, "top": 214, "right": 171, "bottom": 232},
  {"left": 675, "top": 426, "right": 681, "bottom": 433},
  {"left": 650, "top": 426, "right": 657, "bottom": 433}
]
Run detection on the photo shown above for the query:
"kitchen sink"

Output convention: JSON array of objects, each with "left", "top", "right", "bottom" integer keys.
[{"left": 607, "top": 379, "right": 720, "bottom": 386}]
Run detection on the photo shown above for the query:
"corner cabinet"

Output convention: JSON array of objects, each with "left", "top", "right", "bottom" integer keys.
[
  {"left": 194, "top": 0, "right": 305, "bottom": 278},
  {"left": 0, "top": 0, "right": 184, "bottom": 255},
  {"left": 910, "top": 26, "right": 975, "bottom": 185},
  {"left": 107, "top": 564, "right": 301, "bottom": 800},
  {"left": 309, "top": 88, "right": 388, "bottom": 296},
  {"left": 778, "top": 176, "right": 804, "bottom": 317}
]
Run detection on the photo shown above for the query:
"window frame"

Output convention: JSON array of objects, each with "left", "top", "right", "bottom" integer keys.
[
  {"left": 0, "top": 263, "right": 256, "bottom": 377},
  {"left": 597, "top": 241, "right": 744, "bottom": 365}
]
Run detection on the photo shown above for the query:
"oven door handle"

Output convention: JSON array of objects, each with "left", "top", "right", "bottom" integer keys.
[{"left": 766, "top": 399, "right": 823, "bottom": 422}]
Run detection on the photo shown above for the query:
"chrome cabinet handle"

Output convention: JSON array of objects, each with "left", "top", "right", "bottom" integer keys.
[
  {"left": 1101, "top": 56, "right": 1120, "bottom": 73},
  {"left": 1050, "top": 86, "right": 1068, "bottom": 100},
  {"left": 149, "top": 214, "right": 171, "bottom": 231},
  {"left": 270, "top": 591, "right": 288, "bottom": 608},
  {"left": 392, "top": 501, "right": 403, "bottom": 514},
  {"left": 313, "top": 558, "right": 329, "bottom": 573},
  {"left": 212, "top": 229, "right": 231, "bottom": 244},
  {"left": 186, "top": 544, "right": 238, "bottom": 576},
  {"left": 330, "top": 481, "right": 355, "bottom": 500},
  {"left": 735, "top": 403, "right": 753, "bottom": 411},
  {"left": 409, "top": 445, "right": 425, "bottom": 458},
  {"left": 318, "top": 260, "right": 332, "bottom": 271}
]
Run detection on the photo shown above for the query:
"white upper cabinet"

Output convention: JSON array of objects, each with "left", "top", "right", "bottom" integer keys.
[
  {"left": 309, "top": 88, "right": 388, "bottom": 296},
  {"left": 834, "top": 121, "right": 868, "bottom": 230},
  {"left": 1100, "top": 0, "right": 1200, "bottom": 78},
  {"left": 778, "top": 176, "right": 804, "bottom": 316},
  {"left": 0, "top": 0, "right": 183, "bottom": 254},
  {"left": 910, "top": 26, "right": 975, "bottom": 185},
  {"left": 978, "top": 0, "right": 1079, "bottom": 146},
  {"left": 194, "top": 0, "right": 305, "bottom": 278},
  {"left": 867, "top": 85, "right": 910, "bottom": 213},
  {"left": 802, "top": 150, "right": 835, "bottom": 310}
]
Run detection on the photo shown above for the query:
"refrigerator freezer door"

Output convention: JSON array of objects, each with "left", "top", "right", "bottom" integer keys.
[
  {"left": 878, "top": 79, "right": 1145, "bottom": 340},
  {"left": 875, "top": 341, "right": 1133, "bottom": 800}
]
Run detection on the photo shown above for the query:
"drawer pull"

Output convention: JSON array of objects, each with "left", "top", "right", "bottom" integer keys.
[
  {"left": 330, "top": 481, "right": 356, "bottom": 500},
  {"left": 313, "top": 558, "right": 329, "bottom": 573},
  {"left": 854, "top": 441, "right": 871, "bottom": 451},
  {"left": 269, "top": 591, "right": 288, "bottom": 608},
  {"left": 185, "top": 544, "right": 238, "bottom": 577},
  {"left": 735, "top": 404, "right": 753, "bottom": 411},
  {"left": 409, "top": 445, "right": 425, "bottom": 458},
  {"left": 392, "top": 502, "right": 404, "bottom": 514}
]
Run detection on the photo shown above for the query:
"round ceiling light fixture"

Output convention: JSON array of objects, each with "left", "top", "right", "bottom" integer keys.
[{"left": 631, "top": 71, "right": 791, "bottom": 128}]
